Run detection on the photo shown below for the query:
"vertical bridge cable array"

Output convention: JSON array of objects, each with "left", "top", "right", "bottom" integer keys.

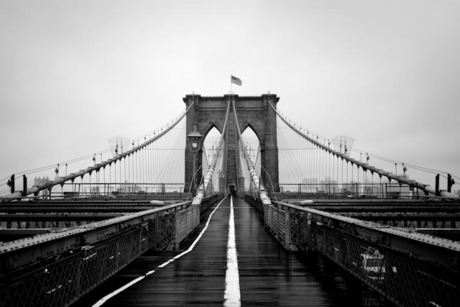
[
  {"left": 238, "top": 141, "right": 261, "bottom": 194},
  {"left": 267, "top": 99, "right": 459, "bottom": 199},
  {"left": 231, "top": 99, "right": 271, "bottom": 205},
  {"left": 238, "top": 129, "right": 262, "bottom": 193},
  {"left": 192, "top": 101, "right": 231, "bottom": 204},
  {"left": 145, "top": 119, "right": 186, "bottom": 191},
  {"left": 0, "top": 101, "right": 196, "bottom": 200},
  {"left": 199, "top": 143, "right": 222, "bottom": 197}
]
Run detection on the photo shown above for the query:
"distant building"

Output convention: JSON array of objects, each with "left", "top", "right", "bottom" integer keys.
[
  {"left": 301, "top": 178, "right": 318, "bottom": 193},
  {"left": 320, "top": 177, "right": 338, "bottom": 195}
]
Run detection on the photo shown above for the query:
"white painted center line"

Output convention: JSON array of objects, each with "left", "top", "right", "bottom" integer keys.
[
  {"left": 92, "top": 196, "right": 227, "bottom": 307},
  {"left": 223, "top": 195, "right": 241, "bottom": 307}
]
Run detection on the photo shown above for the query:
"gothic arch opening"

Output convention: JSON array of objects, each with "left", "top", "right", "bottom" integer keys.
[
  {"left": 202, "top": 126, "right": 222, "bottom": 193},
  {"left": 241, "top": 126, "right": 261, "bottom": 192},
  {"left": 184, "top": 94, "right": 279, "bottom": 194}
]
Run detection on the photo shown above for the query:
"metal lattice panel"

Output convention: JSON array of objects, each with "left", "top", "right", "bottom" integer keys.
[
  {"left": 0, "top": 227, "right": 149, "bottom": 307},
  {"left": 175, "top": 206, "right": 200, "bottom": 244},
  {"left": 258, "top": 199, "right": 460, "bottom": 307},
  {"left": 263, "top": 204, "right": 289, "bottom": 247},
  {"left": 156, "top": 212, "right": 175, "bottom": 250},
  {"left": 0, "top": 219, "right": 169, "bottom": 307},
  {"left": 289, "top": 211, "right": 309, "bottom": 249},
  {"left": 0, "top": 196, "right": 215, "bottom": 307},
  {"left": 310, "top": 224, "right": 460, "bottom": 307}
]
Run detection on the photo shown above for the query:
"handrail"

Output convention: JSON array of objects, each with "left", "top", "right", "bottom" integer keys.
[
  {"left": 0, "top": 199, "right": 192, "bottom": 270},
  {"left": 272, "top": 199, "right": 460, "bottom": 269}
]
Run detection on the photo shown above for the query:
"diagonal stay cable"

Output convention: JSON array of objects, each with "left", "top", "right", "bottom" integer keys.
[
  {"left": 230, "top": 98, "right": 271, "bottom": 205},
  {"left": 192, "top": 100, "right": 231, "bottom": 204}
]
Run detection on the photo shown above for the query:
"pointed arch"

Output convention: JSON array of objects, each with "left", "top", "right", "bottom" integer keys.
[
  {"left": 203, "top": 126, "right": 222, "bottom": 163},
  {"left": 241, "top": 125, "right": 261, "bottom": 192},
  {"left": 202, "top": 125, "right": 223, "bottom": 192},
  {"left": 183, "top": 94, "right": 280, "bottom": 193},
  {"left": 240, "top": 121, "right": 262, "bottom": 143}
]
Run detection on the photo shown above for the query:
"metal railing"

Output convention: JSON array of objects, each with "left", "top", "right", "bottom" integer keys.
[
  {"left": 246, "top": 194, "right": 460, "bottom": 307},
  {"left": 275, "top": 182, "right": 426, "bottom": 199},
  {"left": 0, "top": 194, "right": 221, "bottom": 307}
]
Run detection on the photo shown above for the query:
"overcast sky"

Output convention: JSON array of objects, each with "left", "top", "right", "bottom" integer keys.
[{"left": 1, "top": 1, "right": 459, "bottom": 189}]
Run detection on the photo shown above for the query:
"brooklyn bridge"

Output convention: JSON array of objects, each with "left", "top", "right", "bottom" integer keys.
[{"left": 0, "top": 94, "right": 459, "bottom": 307}]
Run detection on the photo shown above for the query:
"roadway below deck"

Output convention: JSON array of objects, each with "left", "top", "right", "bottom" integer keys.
[{"left": 73, "top": 196, "right": 388, "bottom": 307}]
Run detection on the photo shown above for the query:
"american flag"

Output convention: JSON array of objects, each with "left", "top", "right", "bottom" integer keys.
[{"left": 230, "top": 75, "right": 242, "bottom": 86}]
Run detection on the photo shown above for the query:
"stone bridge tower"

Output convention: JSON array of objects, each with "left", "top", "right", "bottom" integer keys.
[{"left": 184, "top": 94, "right": 280, "bottom": 194}]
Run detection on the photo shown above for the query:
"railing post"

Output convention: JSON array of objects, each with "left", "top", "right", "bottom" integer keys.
[
  {"left": 22, "top": 175, "right": 27, "bottom": 197},
  {"left": 448, "top": 174, "right": 454, "bottom": 193},
  {"left": 174, "top": 211, "right": 180, "bottom": 250},
  {"left": 153, "top": 214, "right": 159, "bottom": 251},
  {"left": 8, "top": 174, "right": 15, "bottom": 193},
  {"left": 302, "top": 213, "right": 314, "bottom": 251},
  {"left": 284, "top": 208, "right": 291, "bottom": 250},
  {"left": 435, "top": 174, "right": 440, "bottom": 196}
]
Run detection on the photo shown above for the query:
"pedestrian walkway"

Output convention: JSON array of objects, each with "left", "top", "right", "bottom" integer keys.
[{"left": 72, "top": 196, "right": 368, "bottom": 306}]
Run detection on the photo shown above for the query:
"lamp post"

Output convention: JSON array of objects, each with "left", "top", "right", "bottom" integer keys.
[{"left": 187, "top": 125, "right": 202, "bottom": 194}]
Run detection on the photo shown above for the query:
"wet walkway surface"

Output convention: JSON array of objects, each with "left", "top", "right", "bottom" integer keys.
[{"left": 73, "top": 196, "right": 389, "bottom": 307}]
